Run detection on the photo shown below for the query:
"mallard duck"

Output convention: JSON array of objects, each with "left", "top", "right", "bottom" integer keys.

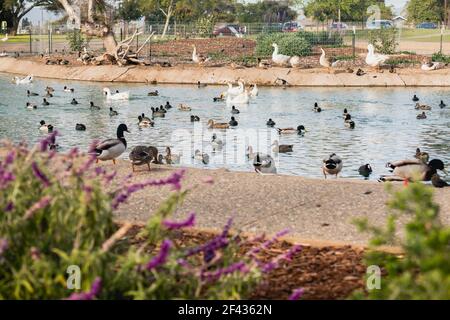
[
  {"left": 138, "top": 114, "right": 154, "bottom": 127},
  {"left": 271, "top": 140, "right": 293, "bottom": 153},
  {"left": 164, "top": 147, "right": 181, "bottom": 164},
  {"left": 129, "top": 146, "right": 155, "bottom": 171},
  {"left": 277, "top": 125, "right": 306, "bottom": 135},
  {"left": 253, "top": 153, "right": 277, "bottom": 174},
  {"left": 165, "top": 101, "right": 172, "bottom": 109},
  {"left": 415, "top": 148, "right": 429, "bottom": 163},
  {"left": 192, "top": 45, "right": 211, "bottom": 64},
  {"left": 158, "top": 105, "right": 167, "bottom": 113},
  {"left": 213, "top": 93, "right": 226, "bottom": 102},
  {"left": 211, "top": 134, "right": 223, "bottom": 150},
  {"left": 343, "top": 108, "right": 348, "bottom": 118},
  {"left": 271, "top": 43, "right": 290, "bottom": 66},
  {"left": 27, "top": 90, "right": 38, "bottom": 97},
  {"left": 71, "top": 98, "right": 78, "bottom": 105},
  {"left": 90, "top": 101, "right": 100, "bottom": 110},
  {"left": 415, "top": 102, "right": 431, "bottom": 110},
  {"left": 45, "top": 86, "right": 55, "bottom": 93},
  {"left": 94, "top": 124, "right": 129, "bottom": 164},
  {"left": 313, "top": 102, "right": 322, "bottom": 113},
  {"left": 148, "top": 90, "right": 159, "bottom": 96},
  {"left": 229, "top": 117, "right": 238, "bottom": 127},
  {"left": 365, "top": 44, "right": 389, "bottom": 70},
  {"left": 322, "top": 153, "right": 343, "bottom": 178},
  {"left": 412, "top": 95, "right": 419, "bottom": 102},
  {"left": 26, "top": 102, "right": 37, "bottom": 110},
  {"left": 231, "top": 106, "right": 240, "bottom": 114},
  {"left": 39, "top": 120, "right": 53, "bottom": 133},
  {"left": 41, "top": 98, "right": 50, "bottom": 106},
  {"left": 421, "top": 59, "right": 443, "bottom": 71},
  {"left": 178, "top": 104, "right": 191, "bottom": 111},
  {"left": 103, "top": 87, "right": 129, "bottom": 100},
  {"left": 266, "top": 118, "right": 276, "bottom": 127},
  {"left": 319, "top": 47, "right": 339, "bottom": 72},
  {"left": 439, "top": 100, "right": 446, "bottom": 108},
  {"left": 249, "top": 84, "right": 258, "bottom": 97},
  {"left": 207, "top": 119, "right": 229, "bottom": 129},
  {"left": 197, "top": 81, "right": 207, "bottom": 88},
  {"left": 382, "top": 159, "right": 447, "bottom": 181},
  {"left": 63, "top": 86, "right": 74, "bottom": 93},
  {"left": 227, "top": 81, "right": 244, "bottom": 96},
  {"left": 151, "top": 107, "right": 165, "bottom": 117},
  {"left": 75, "top": 123, "right": 86, "bottom": 131},
  {"left": 358, "top": 164, "right": 372, "bottom": 178},
  {"left": 190, "top": 115, "right": 200, "bottom": 122},
  {"left": 417, "top": 112, "right": 427, "bottom": 119},
  {"left": 109, "top": 107, "right": 118, "bottom": 116},
  {"left": 344, "top": 114, "right": 355, "bottom": 129},
  {"left": 193, "top": 149, "right": 209, "bottom": 164},
  {"left": 431, "top": 174, "right": 448, "bottom": 188}
]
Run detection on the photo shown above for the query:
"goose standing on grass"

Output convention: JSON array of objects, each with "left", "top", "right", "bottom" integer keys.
[
  {"left": 27, "top": 90, "right": 38, "bottom": 97},
  {"left": 439, "top": 100, "right": 446, "bottom": 108},
  {"left": 322, "top": 153, "right": 343, "bottom": 178},
  {"left": 103, "top": 87, "right": 129, "bottom": 100},
  {"left": 277, "top": 125, "right": 306, "bottom": 135},
  {"left": 319, "top": 47, "right": 339, "bottom": 72},
  {"left": 381, "top": 158, "right": 447, "bottom": 182},
  {"left": 90, "top": 101, "right": 100, "bottom": 110},
  {"left": 271, "top": 43, "right": 291, "bottom": 66},
  {"left": 42, "top": 98, "right": 50, "bottom": 106},
  {"left": 93, "top": 123, "right": 129, "bottom": 164},
  {"left": 26, "top": 102, "right": 37, "bottom": 109},
  {"left": 231, "top": 106, "right": 240, "bottom": 114},
  {"left": 39, "top": 120, "right": 53, "bottom": 133},
  {"left": 358, "top": 164, "right": 372, "bottom": 178},
  {"left": 415, "top": 102, "right": 431, "bottom": 110},
  {"left": 253, "top": 153, "right": 277, "bottom": 174},
  {"left": 421, "top": 58, "right": 443, "bottom": 71},
  {"left": 193, "top": 150, "right": 209, "bottom": 164},
  {"left": 13, "top": 75, "right": 33, "bottom": 84},
  {"left": 109, "top": 107, "right": 118, "bottom": 116},
  {"left": 192, "top": 45, "right": 211, "bottom": 64},
  {"left": 415, "top": 148, "right": 430, "bottom": 163},
  {"left": 271, "top": 140, "right": 293, "bottom": 153},
  {"left": 75, "top": 123, "right": 86, "bottom": 131},
  {"left": 365, "top": 44, "right": 389, "bottom": 71}
]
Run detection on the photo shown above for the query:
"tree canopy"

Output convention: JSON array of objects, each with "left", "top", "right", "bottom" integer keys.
[{"left": 406, "top": 0, "right": 445, "bottom": 23}]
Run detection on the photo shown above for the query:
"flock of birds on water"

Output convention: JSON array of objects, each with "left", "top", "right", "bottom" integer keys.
[{"left": 5, "top": 41, "right": 449, "bottom": 188}]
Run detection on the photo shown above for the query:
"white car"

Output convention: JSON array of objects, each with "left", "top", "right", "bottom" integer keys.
[{"left": 366, "top": 20, "right": 394, "bottom": 30}]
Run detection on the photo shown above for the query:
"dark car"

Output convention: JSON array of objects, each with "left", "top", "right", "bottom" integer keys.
[
  {"left": 213, "top": 24, "right": 244, "bottom": 36},
  {"left": 282, "top": 21, "right": 303, "bottom": 32},
  {"left": 416, "top": 22, "right": 438, "bottom": 29}
]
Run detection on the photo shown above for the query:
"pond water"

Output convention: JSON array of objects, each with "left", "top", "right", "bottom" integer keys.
[{"left": 0, "top": 72, "right": 449, "bottom": 181}]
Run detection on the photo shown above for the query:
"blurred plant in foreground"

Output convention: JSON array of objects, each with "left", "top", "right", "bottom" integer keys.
[
  {"left": 353, "top": 182, "right": 450, "bottom": 299},
  {"left": 0, "top": 135, "right": 301, "bottom": 299}
]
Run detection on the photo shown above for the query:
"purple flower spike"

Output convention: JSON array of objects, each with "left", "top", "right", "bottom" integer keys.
[
  {"left": 31, "top": 162, "right": 50, "bottom": 187},
  {"left": 162, "top": 213, "right": 195, "bottom": 230},
  {"left": 201, "top": 262, "right": 247, "bottom": 282},
  {"left": 288, "top": 288, "right": 304, "bottom": 300},
  {"left": 4, "top": 150, "right": 15, "bottom": 166},
  {"left": 4, "top": 201, "right": 14, "bottom": 212},
  {"left": 24, "top": 196, "right": 51, "bottom": 219},
  {"left": 146, "top": 239, "right": 172, "bottom": 271},
  {"left": 0, "top": 238, "right": 9, "bottom": 257},
  {"left": 66, "top": 277, "right": 102, "bottom": 300}
]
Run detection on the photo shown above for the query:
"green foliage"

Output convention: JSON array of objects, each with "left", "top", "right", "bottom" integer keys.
[
  {"left": 368, "top": 28, "right": 398, "bottom": 54},
  {"left": 407, "top": 0, "right": 444, "bottom": 23},
  {"left": 66, "top": 29, "right": 85, "bottom": 51},
  {"left": 117, "top": 0, "right": 143, "bottom": 22},
  {"left": 255, "top": 33, "right": 312, "bottom": 57},
  {"left": 431, "top": 52, "right": 450, "bottom": 63},
  {"left": 235, "top": 0, "right": 297, "bottom": 23},
  {"left": 196, "top": 15, "right": 216, "bottom": 37},
  {"left": 353, "top": 182, "right": 450, "bottom": 299},
  {"left": 298, "top": 31, "right": 343, "bottom": 47}
]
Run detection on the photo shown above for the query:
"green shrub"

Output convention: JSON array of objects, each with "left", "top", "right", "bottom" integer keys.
[
  {"left": 298, "top": 31, "right": 343, "bottom": 47},
  {"left": 196, "top": 15, "right": 216, "bottom": 38},
  {"left": 255, "top": 33, "right": 311, "bottom": 57},
  {"left": 368, "top": 28, "right": 398, "bottom": 54},
  {"left": 0, "top": 136, "right": 300, "bottom": 299},
  {"left": 353, "top": 182, "right": 450, "bottom": 299},
  {"left": 66, "top": 29, "right": 85, "bottom": 51},
  {"left": 431, "top": 52, "right": 450, "bottom": 63}
]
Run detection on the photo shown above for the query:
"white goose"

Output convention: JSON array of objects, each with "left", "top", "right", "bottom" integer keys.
[
  {"left": 249, "top": 84, "right": 258, "bottom": 97},
  {"left": 13, "top": 75, "right": 33, "bottom": 84},
  {"left": 226, "top": 90, "right": 250, "bottom": 105},
  {"left": 421, "top": 59, "right": 443, "bottom": 71},
  {"left": 103, "top": 88, "right": 129, "bottom": 101},
  {"left": 319, "top": 48, "right": 339, "bottom": 72},
  {"left": 1, "top": 34, "right": 8, "bottom": 42},
  {"left": 271, "top": 43, "right": 291, "bottom": 65},
  {"left": 365, "top": 44, "right": 389, "bottom": 70},
  {"left": 192, "top": 45, "right": 210, "bottom": 64},
  {"left": 227, "top": 81, "right": 244, "bottom": 96}
]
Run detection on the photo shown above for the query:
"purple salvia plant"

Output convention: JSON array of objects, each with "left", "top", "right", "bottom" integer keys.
[
  {"left": 66, "top": 277, "right": 102, "bottom": 300},
  {"left": 146, "top": 239, "right": 172, "bottom": 271},
  {"left": 247, "top": 229, "right": 290, "bottom": 256},
  {"left": 201, "top": 261, "right": 248, "bottom": 282},
  {"left": 162, "top": 212, "right": 195, "bottom": 230},
  {"left": 0, "top": 238, "right": 8, "bottom": 257},
  {"left": 39, "top": 131, "right": 58, "bottom": 152},
  {"left": 4, "top": 201, "right": 14, "bottom": 212},
  {"left": 31, "top": 162, "right": 51, "bottom": 187},
  {"left": 260, "top": 244, "right": 301, "bottom": 273},
  {"left": 24, "top": 196, "right": 51, "bottom": 220},
  {"left": 288, "top": 288, "right": 304, "bottom": 300},
  {"left": 185, "top": 219, "right": 233, "bottom": 257}
]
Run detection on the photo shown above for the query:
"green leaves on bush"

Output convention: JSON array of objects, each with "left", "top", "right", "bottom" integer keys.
[
  {"left": 353, "top": 182, "right": 450, "bottom": 299},
  {"left": 368, "top": 28, "right": 398, "bottom": 54},
  {"left": 431, "top": 52, "right": 450, "bottom": 63},
  {"left": 255, "top": 33, "right": 312, "bottom": 57},
  {"left": 66, "top": 29, "right": 86, "bottom": 52},
  {"left": 298, "top": 31, "right": 343, "bottom": 47}
]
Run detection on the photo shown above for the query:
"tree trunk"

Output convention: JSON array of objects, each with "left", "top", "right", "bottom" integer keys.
[
  {"left": 161, "top": 12, "right": 172, "bottom": 38},
  {"left": 11, "top": 17, "right": 20, "bottom": 36}
]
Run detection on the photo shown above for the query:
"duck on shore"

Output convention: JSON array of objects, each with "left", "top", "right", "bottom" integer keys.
[
  {"left": 381, "top": 158, "right": 447, "bottom": 182},
  {"left": 93, "top": 124, "right": 129, "bottom": 164},
  {"left": 358, "top": 164, "right": 372, "bottom": 178},
  {"left": 322, "top": 153, "right": 343, "bottom": 178},
  {"left": 253, "top": 153, "right": 277, "bottom": 174}
]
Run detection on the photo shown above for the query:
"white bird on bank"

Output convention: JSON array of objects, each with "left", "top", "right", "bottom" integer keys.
[
  {"left": 365, "top": 44, "right": 389, "bottom": 70},
  {"left": 421, "top": 59, "right": 443, "bottom": 71},
  {"left": 319, "top": 47, "right": 339, "bottom": 72},
  {"left": 1, "top": 34, "right": 8, "bottom": 42},
  {"left": 271, "top": 43, "right": 291, "bottom": 65},
  {"left": 226, "top": 90, "right": 250, "bottom": 105},
  {"left": 103, "top": 88, "right": 129, "bottom": 100},
  {"left": 12, "top": 75, "right": 33, "bottom": 84},
  {"left": 192, "top": 45, "right": 211, "bottom": 64}
]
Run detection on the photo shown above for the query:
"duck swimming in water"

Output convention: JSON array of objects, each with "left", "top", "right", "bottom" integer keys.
[
  {"left": 381, "top": 158, "right": 447, "bottom": 182},
  {"left": 415, "top": 148, "right": 429, "bottom": 163},
  {"left": 211, "top": 134, "right": 224, "bottom": 150},
  {"left": 229, "top": 117, "right": 238, "bottom": 127},
  {"left": 193, "top": 149, "right": 209, "bottom": 164},
  {"left": 313, "top": 102, "right": 322, "bottom": 113},
  {"left": 151, "top": 107, "right": 165, "bottom": 117},
  {"left": 414, "top": 102, "right": 431, "bottom": 110},
  {"left": 178, "top": 104, "right": 191, "bottom": 111},
  {"left": 207, "top": 119, "right": 229, "bottom": 129},
  {"left": 344, "top": 114, "right": 355, "bottom": 129},
  {"left": 358, "top": 164, "right": 372, "bottom": 178},
  {"left": 39, "top": 120, "right": 53, "bottom": 133},
  {"left": 266, "top": 118, "right": 276, "bottom": 127},
  {"left": 109, "top": 107, "right": 118, "bottom": 116},
  {"left": 322, "top": 153, "right": 343, "bottom": 178},
  {"left": 75, "top": 123, "right": 86, "bottom": 131},
  {"left": 90, "top": 101, "right": 100, "bottom": 110},
  {"left": 277, "top": 125, "right": 306, "bottom": 135},
  {"left": 165, "top": 101, "right": 172, "bottom": 109},
  {"left": 271, "top": 140, "right": 293, "bottom": 153},
  {"left": 164, "top": 147, "right": 181, "bottom": 165},
  {"left": 26, "top": 102, "right": 37, "bottom": 109},
  {"left": 138, "top": 114, "right": 154, "bottom": 127},
  {"left": 71, "top": 98, "right": 78, "bottom": 105},
  {"left": 439, "top": 100, "right": 446, "bottom": 108},
  {"left": 231, "top": 106, "right": 240, "bottom": 114},
  {"left": 63, "top": 86, "right": 74, "bottom": 93},
  {"left": 190, "top": 115, "right": 200, "bottom": 122},
  {"left": 42, "top": 98, "right": 50, "bottom": 106},
  {"left": 148, "top": 90, "right": 159, "bottom": 96},
  {"left": 416, "top": 112, "right": 427, "bottom": 119},
  {"left": 93, "top": 124, "right": 129, "bottom": 164},
  {"left": 412, "top": 95, "right": 419, "bottom": 102},
  {"left": 27, "top": 90, "right": 38, "bottom": 97}
]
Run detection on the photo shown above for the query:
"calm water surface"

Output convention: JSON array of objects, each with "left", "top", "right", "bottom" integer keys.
[{"left": 0, "top": 72, "right": 449, "bottom": 180}]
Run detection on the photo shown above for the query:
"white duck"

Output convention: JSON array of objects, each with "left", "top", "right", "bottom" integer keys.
[
  {"left": 249, "top": 84, "right": 258, "bottom": 97},
  {"left": 192, "top": 45, "right": 210, "bottom": 64},
  {"left": 227, "top": 81, "right": 244, "bottom": 96},
  {"left": 253, "top": 153, "right": 277, "bottom": 174},
  {"left": 365, "top": 44, "right": 389, "bottom": 70},
  {"left": 271, "top": 43, "right": 291, "bottom": 66},
  {"left": 289, "top": 55, "right": 301, "bottom": 67},
  {"left": 226, "top": 90, "right": 250, "bottom": 105},
  {"left": 103, "top": 88, "right": 130, "bottom": 100},
  {"left": 421, "top": 59, "right": 443, "bottom": 71},
  {"left": 93, "top": 124, "right": 129, "bottom": 164},
  {"left": 13, "top": 75, "right": 33, "bottom": 84},
  {"left": 1, "top": 34, "right": 8, "bottom": 42},
  {"left": 319, "top": 48, "right": 339, "bottom": 72}
]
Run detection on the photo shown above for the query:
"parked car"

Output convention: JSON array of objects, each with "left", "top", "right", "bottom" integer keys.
[
  {"left": 282, "top": 21, "right": 303, "bottom": 32},
  {"left": 416, "top": 22, "right": 438, "bottom": 29},
  {"left": 329, "top": 22, "right": 348, "bottom": 30},
  {"left": 213, "top": 24, "right": 244, "bottom": 36},
  {"left": 366, "top": 20, "right": 394, "bottom": 29}
]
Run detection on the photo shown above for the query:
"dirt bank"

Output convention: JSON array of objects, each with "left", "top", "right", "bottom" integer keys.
[{"left": 2, "top": 56, "right": 450, "bottom": 86}]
